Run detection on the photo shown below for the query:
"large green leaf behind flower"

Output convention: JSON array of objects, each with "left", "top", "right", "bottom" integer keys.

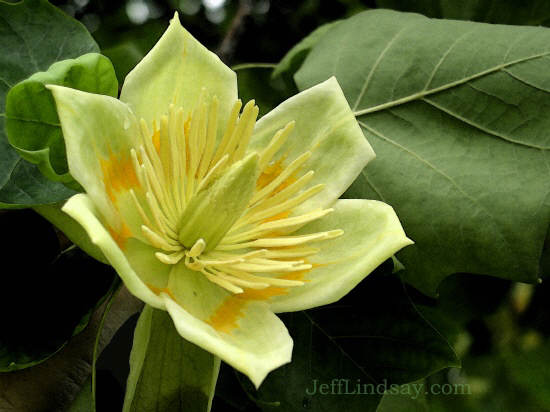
[
  {"left": 294, "top": 9, "right": 550, "bottom": 295},
  {"left": 377, "top": 0, "right": 550, "bottom": 25},
  {"left": 0, "top": 0, "right": 99, "bottom": 207}
]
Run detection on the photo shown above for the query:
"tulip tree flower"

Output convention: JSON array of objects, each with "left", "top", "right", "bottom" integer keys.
[{"left": 48, "top": 13, "right": 412, "bottom": 387}]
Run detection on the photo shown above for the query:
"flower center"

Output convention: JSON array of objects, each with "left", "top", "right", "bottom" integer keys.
[{"left": 127, "top": 92, "right": 342, "bottom": 293}]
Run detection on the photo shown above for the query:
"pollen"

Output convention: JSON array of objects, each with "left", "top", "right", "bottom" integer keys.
[{"left": 126, "top": 90, "right": 343, "bottom": 294}]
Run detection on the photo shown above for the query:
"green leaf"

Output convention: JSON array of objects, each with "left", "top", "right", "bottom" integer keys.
[
  {"left": 294, "top": 9, "right": 550, "bottom": 295},
  {"left": 5, "top": 53, "right": 118, "bottom": 183},
  {"left": 272, "top": 20, "right": 342, "bottom": 87},
  {"left": 0, "top": 210, "right": 116, "bottom": 371},
  {"left": 377, "top": 0, "right": 550, "bottom": 25},
  {"left": 0, "top": 0, "right": 99, "bottom": 207},
  {"left": 123, "top": 306, "right": 220, "bottom": 412}
]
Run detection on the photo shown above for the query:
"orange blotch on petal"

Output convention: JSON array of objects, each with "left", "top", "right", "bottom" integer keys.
[
  {"left": 205, "top": 269, "right": 311, "bottom": 334},
  {"left": 147, "top": 283, "right": 177, "bottom": 302},
  {"left": 108, "top": 222, "right": 132, "bottom": 250},
  {"left": 100, "top": 149, "right": 139, "bottom": 205},
  {"left": 256, "top": 156, "right": 298, "bottom": 198},
  {"left": 256, "top": 157, "right": 285, "bottom": 189},
  {"left": 205, "top": 298, "right": 248, "bottom": 334}
]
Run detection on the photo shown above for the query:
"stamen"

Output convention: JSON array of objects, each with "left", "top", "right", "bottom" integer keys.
[
  {"left": 211, "top": 100, "right": 242, "bottom": 165},
  {"left": 262, "top": 247, "right": 320, "bottom": 258},
  {"left": 142, "top": 225, "right": 181, "bottom": 251},
  {"left": 196, "top": 96, "right": 219, "bottom": 180},
  {"left": 221, "top": 267, "right": 305, "bottom": 287},
  {"left": 218, "top": 229, "right": 343, "bottom": 251},
  {"left": 187, "top": 238, "right": 206, "bottom": 258},
  {"left": 202, "top": 269, "right": 244, "bottom": 294},
  {"left": 208, "top": 268, "right": 269, "bottom": 289},
  {"left": 250, "top": 151, "right": 312, "bottom": 205},
  {"left": 232, "top": 103, "right": 259, "bottom": 162},
  {"left": 258, "top": 121, "right": 295, "bottom": 171},
  {"left": 129, "top": 188, "right": 152, "bottom": 228},
  {"left": 236, "top": 184, "right": 325, "bottom": 229},
  {"left": 196, "top": 154, "right": 228, "bottom": 192},
  {"left": 155, "top": 250, "right": 186, "bottom": 265},
  {"left": 224, "top": 100, "right": 258, "bottom": 162},
  {"left": 223, "top": 208, "right": 333, "bottom": 244},
  {"left": 127, "top": 98, "right": 343, "bottom": 295},
  {"left": 168, "top": 104, "right": 183, "bottom": 213}
]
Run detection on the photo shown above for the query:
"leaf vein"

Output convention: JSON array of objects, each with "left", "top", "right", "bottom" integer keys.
[
  {"left": 421, "top": 96, "right": 549, "bottom": 150},
  {"left": 358, "top": 119, "right": 514, "bottom": 260},
  {"left": 352, "top": 23, "right": 413, "bottom": 110},
  {"left": 354, "top": 51, "right": 550, "bottom": 116}
]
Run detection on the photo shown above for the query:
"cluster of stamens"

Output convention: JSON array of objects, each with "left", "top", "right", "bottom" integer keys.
[{"left": 126, "top": 92, "right": 342, "bottom": 294}]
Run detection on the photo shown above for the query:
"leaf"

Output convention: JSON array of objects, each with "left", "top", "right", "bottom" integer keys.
[
  {"left": 0, "top": 0, "right": 99, "bottom": 207},
  {"left": 294, "top": 9, "right": 550, "bottom": 295},
  {"left": 376, "top": 0, "right": 550, "bottom": 26},
  {"left": 5, "top": 53, "right": 118, "bottom": 183},
  {"left": 272, "top": 20, "right": 342, "bottom": 87},
  {"left": 221, "top": 266, "right": 457, "bottom": 412},
  {"left": 0, "top": 209, "right": 116, "bottom": 371},
  {"left": 123, "top": 306, "right": 220, "bottom": 412}
]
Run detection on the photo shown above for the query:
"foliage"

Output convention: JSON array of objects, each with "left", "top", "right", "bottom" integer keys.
[
  {"left": 0, "top": 0, "right": 99, "bottom": 207},
  {"left": 1, "top": 1, "right": 549, "bottom": 412},
  {"left": 294, "top": 9, "right": 549, "bottom": 295},
  {"left": 5, "top": 53, "right": 118, "bottom": 185}
]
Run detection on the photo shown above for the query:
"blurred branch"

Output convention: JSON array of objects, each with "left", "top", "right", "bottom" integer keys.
[
  {"left": 231, "top": 62, "right": 277, "bottom": 70},
  {"left": 216, "top": 0, "right": 253, "bottom": 64}
]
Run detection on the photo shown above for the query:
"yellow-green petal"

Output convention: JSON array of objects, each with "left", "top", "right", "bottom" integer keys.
[
  {"left": 249, "top": 77, "right": 375, "bottom": 215},
  {"left": 120, "top": 12, "right": 237, "bottom": 136},
  {"left": 265, "top": 199, "right": 413, "bottom": 313},
  {"left": 62, "top": 193, "right": 166, "bottom": 309},
  {"left": 161, "top": 263, "right": 293, "bottom": 388},
  {"left": 48, "top": 85, "right": 142, "bottom": 231}
]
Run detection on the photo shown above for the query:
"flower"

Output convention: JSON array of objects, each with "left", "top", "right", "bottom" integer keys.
[{"left": 48, "top": 13, "right": 412, "bottom": 387}]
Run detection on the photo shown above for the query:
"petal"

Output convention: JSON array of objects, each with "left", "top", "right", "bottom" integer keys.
[
  {"left": 48, "top": 85, "right": 142, "bottom": 232},
  {"left": 161, "top": 263, "right": 293, "bottom": 388},
  {"left": 246, "top": 199, "right": 413, "bottom": 313},
  {"left": 62, "top": 193, "right": 167, "bottom": 309},
  {"left": 249, "top": 77, "right": 375, "bottom": 214},
  {"left": 120, "top": 12, "right": 237, "bottom": 133}
]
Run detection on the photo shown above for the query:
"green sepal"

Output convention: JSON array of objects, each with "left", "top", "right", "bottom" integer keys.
[
  {"left": 123, "top": 305, "right": 220, "bottom": 412},
  {"left": 5, "top": 53, "right": 118, "bottom": 184}
]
